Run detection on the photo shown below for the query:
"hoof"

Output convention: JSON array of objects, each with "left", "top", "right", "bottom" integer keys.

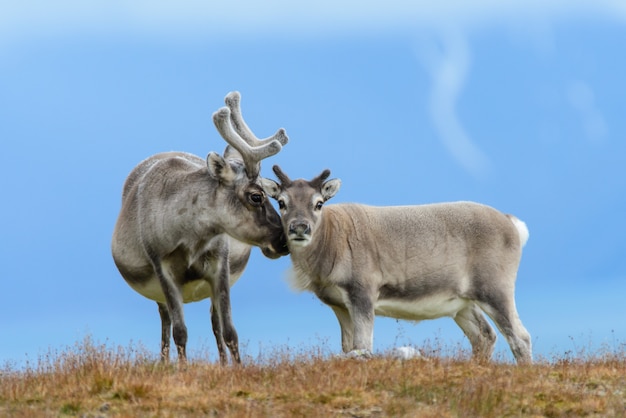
[{"left": 346, "top": 349, "right": 373, "bottom": 360}]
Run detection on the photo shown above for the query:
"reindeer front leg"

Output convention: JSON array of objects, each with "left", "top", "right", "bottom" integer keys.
[
  {"left": 343, "top": 282, "right": 375, "bottom": 357},
  {"left": 207, "top": 240, "right": 241, "bottom": 365},
  {"left": 329, "top": 305, "right": 354, "bottom": 353},
  {"left": 210, "top": 269, "right": 241, "bottom": 365}
]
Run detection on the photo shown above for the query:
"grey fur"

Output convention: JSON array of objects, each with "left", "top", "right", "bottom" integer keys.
[
  {"left": 263, "top": 166, "right": 532, "bottom": 364},
  {"left": 111, "top": 92, "right": 289, "bottom": 365}
]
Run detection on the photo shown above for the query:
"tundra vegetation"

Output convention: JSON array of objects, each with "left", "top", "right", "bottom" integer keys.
[{"left": 2, "top": 336, "right": 626, "bottom": 417}]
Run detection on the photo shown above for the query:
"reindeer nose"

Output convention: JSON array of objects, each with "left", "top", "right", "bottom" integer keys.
[{"left": 289, "top": 221, "right": 311, "bottom": 236}]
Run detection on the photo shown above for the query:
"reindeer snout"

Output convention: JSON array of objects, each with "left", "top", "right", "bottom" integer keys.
[{"left": 289, "top": 221, "right": 311, "bottom": 237}]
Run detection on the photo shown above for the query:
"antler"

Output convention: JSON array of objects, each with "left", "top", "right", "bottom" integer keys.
[
  {"left": 311, "top": 169, "right": 331, "bottom": 189},
  {"left": 272, "top": 165, "right": 293, "bottom": 187},
  {"left": 225, "top": 91, "right": 289, "bottom": 147},
  {"left": 272, "top": 166, "right": 330, "bottom": 189},
  {"left": 213, "top": 92, "right": 288, "bottom": 178}
]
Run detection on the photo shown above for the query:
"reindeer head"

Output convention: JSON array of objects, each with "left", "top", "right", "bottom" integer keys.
[
  {"left": 208, "top": 92, "right": 290, "bottom": 258},
  {"left": 262, "top": 165, "right": 341, "bottom": 248}
]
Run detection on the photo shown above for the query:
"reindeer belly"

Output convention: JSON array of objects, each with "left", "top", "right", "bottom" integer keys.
[
  {"left": 181, "top": 280, "right": 214, "bottom": 302},
  {"left": 375, "top": 294, "right": 469, "bottom": 321},
  {"left": 130, "top": 278, "right": 213, "bottom": 304}
]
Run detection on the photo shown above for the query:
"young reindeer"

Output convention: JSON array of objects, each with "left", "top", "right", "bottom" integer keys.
[
  {"left": 262, "top": 166, "right": 532, "bottom": 364},
  {"left": 111, "top": 92, "right": 289, "bottom": 365}
]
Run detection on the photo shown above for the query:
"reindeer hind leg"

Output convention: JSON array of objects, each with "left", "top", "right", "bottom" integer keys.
[
  {"left": 454, "top": 304, "right": 497, "bottom": 362},
  {"left": 157, "top": 302, "right": 172, "bottom": 362},
  {"left": 476, "top": 289, "right": 532, "bottom": 364}
]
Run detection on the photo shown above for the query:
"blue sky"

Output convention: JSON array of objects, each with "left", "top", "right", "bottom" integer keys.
[{"left": 1, "top": 1, "right": 625, "bottom": 366}]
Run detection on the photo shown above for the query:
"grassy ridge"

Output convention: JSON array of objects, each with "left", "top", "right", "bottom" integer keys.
[{"left": 2, "top": 337, "right": 625, "bottom": 417}]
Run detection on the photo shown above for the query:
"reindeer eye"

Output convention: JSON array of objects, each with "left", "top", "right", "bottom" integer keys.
[
  {"left": 249, "top": 192, "right": 264, "bottom": 206},
  {"left": 278, "top": 200, "right": 286, "bottom": 210},
  {"left": 315, "top": 201, "right": 324, "bottom": 210}
]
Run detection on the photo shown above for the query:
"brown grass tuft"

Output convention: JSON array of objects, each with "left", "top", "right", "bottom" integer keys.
[{"left": 1, "top": 336, "right": 626, "bottom": 417}]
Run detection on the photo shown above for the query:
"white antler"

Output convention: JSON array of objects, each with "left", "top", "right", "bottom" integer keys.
[
  {"left": 212, "top": 106, "right": 283, "bottom": 178},
  {"left": 224, "top": 91, "right": 289, "bottom": 147}
]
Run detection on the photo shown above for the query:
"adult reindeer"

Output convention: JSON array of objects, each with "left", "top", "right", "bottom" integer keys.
[
  {"left": 262, "top": 166, "right": 532, "bottom": 364},
  {"left": 111, "top": 92, "right": 289, "bottom": 365}
]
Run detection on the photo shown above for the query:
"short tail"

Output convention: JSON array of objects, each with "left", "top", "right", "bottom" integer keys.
[{"left": 507, "top": 215, "right": 529, "bottom": 247}]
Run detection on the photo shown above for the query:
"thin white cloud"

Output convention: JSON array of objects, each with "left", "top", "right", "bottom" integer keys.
[
  {"left": 417, "top": 28, "right": 490, "bottom": 178},
  {"left": 1, "top": 1, "right": 621, "bottom": 176},
  {"left": 567, "top": 80, "right": 608, "bottom": 143}
]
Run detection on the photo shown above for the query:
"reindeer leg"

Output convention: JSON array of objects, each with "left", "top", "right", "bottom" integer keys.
[
  {"left": 477, "top": 287, "right": 532, "bottom": 364},
  {"left": 210, "top": 301, "right": 227, "bottom": 365},
  {"left": 152, "top": 260, "right": 187, "bottom": 363},
  {"left": 210, "top": 292, "right": 240, "bottom": 365},
  {"left": 217, "top": 276, "right": 240, "bottom": 364},
  {"left": 343, "top": 283, "right": 375, "bottom": 357},
  {"left": 330, "top": 305, "right": 354, "bottom": 353},
  {"left": 208, "top": 240, "right": 240, "bottom": 365},
  {"left": 454, "top": 304, "right": 497, "bottom": 362},
  {"left": 157, "top": 302, "right": 172, "bottom": 362}
]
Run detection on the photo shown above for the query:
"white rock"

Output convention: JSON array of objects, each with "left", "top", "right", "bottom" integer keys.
[{"left": 391, "top": 346, "right": 422, "bottom": 360}]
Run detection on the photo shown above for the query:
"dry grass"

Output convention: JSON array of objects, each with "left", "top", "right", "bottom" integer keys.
[{"left": 2, "top": 336, "right": 626, "bottom": 417}]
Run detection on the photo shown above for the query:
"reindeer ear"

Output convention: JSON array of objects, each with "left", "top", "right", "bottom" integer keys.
[
  {"left": 223, "top": 145, "right": 243, "bottom": 161},
  {"left": 260, "top": 178, "right": 281, "bottom": 199},
  {"left": 321, "top": 179, "right": 341, "bottom": 201},
  {"left": 207, "top": 152, "right": 236, "bottom": 184}
]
